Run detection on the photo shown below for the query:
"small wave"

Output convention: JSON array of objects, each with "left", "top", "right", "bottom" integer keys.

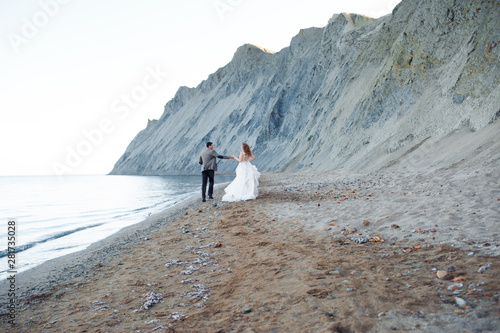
[
  {"left": 112, "top": 202, "right": 170, "bottom": 219},
  {"left": 0, "top": 223, "right": 103, "bottom": 258},
  {"left": 52, "top": 245, "right": 83, "bottom": 252},
  {"left": 131, "top": 206, "right": 149, "bottom": 213}
]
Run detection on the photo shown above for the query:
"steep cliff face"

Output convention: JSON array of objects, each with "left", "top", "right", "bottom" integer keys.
[{"left": 110, "top": 0, "right": 500, "bottom": 176}]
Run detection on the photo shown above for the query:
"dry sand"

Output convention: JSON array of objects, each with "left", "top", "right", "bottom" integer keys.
[{"left": 1, "top": 165, "right": 499, "bottom": 332}]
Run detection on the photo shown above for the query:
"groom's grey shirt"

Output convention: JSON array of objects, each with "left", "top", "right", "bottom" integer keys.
[{"left": 199, "top": 149, "right": 231, "bottom": 172}]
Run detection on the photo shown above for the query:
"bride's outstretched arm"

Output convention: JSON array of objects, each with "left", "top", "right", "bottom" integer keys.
[{"left": 234, "top": 152, "right": 243, "bottom": 162}]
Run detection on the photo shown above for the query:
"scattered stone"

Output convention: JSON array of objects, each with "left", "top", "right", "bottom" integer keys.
[
  {"left": 242, "top": 308, "right": 252, "bottom": 313},
  {"left": 371, "top": 236, "right": 384, "bottom": 243},
  {"left": 152, "top": 325, "right": 167, "bottom": 331},
  {"left": 180, "top": 284, "right": 209, "bottom": 300},
  {"left": 363, "top": 220, "right": 370, "bottom": 226},
  {"left": 448, "top": 283, "right": 464, "bottom": 291},
  {"left": 186, "top": 265, "right": 200, "bottom": 271},
  {"left": 436, "top": 271, "right": 448, "bottom": 279},
  {"left": 170, "top": 312, "right": 186, "bottom": 320},
  {"left": 354, "top": 237, "right": 368, "bottom": 244},
  {"left": 165, "top": 259, "right": 185, "bottom": 268},
  {"left": 478, "top": 263, "right": 492, "bottom": 273},
  {"left": 455, "top": 297, "right": 467, "bottom": 306},
  {"left": 391, "top": 224, "right": 400, "bottom": 229},
  {"left": 453, "top": 276, "right": 466, "bottom": 282},
  {"left": 91, "top": 300, "right": 107, "bottom": 307},
  {"left": 141, "top": 292, "right": 163, "bottom": 310},
  {"left": 346, "top": 288, "right": 354, "bottom": 292},
  {"left": 341, "top": 228, "right": 357, "bottom": 235}
]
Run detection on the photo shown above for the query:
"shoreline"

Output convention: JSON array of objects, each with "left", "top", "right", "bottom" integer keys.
[
  {"left": 0, "top": 183, "right": 227, "bottom": 300},
  {"left": 2, "top": 169, "right": 499, "bottom": 331},
  {"left": 0, "top": 174, "right": 234, "bottom": 283}
]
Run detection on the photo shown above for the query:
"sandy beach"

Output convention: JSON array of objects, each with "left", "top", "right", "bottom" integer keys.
[
  {"left": 1, "top": 161, "right": 499, "bottom": 332},
  {"left": 2, "top": 0, "right": 500, "bottom": 331}
]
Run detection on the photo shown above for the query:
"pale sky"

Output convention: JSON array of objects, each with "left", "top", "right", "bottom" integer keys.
[{"left": 0, "top": 0, "right": 401, "bottom": 176}]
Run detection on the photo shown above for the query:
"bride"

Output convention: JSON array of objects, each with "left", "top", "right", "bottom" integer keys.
[{"left": 222, "top": 143, "right": 260, "bottom": 202}]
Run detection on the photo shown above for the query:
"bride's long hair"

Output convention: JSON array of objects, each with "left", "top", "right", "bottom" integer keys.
[{"left": 242, "top": 143, "right": 252, "bottom": 156}]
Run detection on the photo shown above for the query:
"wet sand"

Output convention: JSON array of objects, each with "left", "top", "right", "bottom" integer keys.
[{"left": 1, "top": 167, "right": 499, "bottom": 332}]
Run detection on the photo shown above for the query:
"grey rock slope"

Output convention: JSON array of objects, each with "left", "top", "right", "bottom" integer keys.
[{"left": 110, "top": 0, "right": 500, "bottom": 176}]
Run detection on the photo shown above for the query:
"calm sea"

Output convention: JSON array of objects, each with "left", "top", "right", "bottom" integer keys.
[{"left": 0, "top": 174, "right": 233, "bottom": 278}]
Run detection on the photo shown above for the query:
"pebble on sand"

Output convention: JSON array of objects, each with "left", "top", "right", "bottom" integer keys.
[
  {"left": 141, "top": 292, "right": 163, "bottom": 310},
  {"left": 453, "top": 276, "right": 466, "bottom": 282},
  {"left": 354, "top": 237, "right": 368, "bottom": 244},
  {"left": 436, "top": 271, "right": 448, "bottom": 279},
  {"left": 478, "top": 263, "right": 492, "bottom": 273}
]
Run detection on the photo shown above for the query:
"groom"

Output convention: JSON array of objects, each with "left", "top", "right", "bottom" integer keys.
[{"left": 199, "top": 142, "right": 234, "bottom": 202}]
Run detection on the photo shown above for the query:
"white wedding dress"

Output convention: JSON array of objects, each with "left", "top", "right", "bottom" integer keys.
[{"left": 222, "top": 158, "right": 260, "bottom": 202}]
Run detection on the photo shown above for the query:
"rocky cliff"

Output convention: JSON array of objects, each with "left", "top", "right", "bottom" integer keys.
[{"left": 110, "top": 0, "right": 500, "bottom": 176}]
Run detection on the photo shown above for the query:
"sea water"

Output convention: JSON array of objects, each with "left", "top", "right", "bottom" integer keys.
[{"left": 0, "top": 174, "right": 233, "bottom": 277}]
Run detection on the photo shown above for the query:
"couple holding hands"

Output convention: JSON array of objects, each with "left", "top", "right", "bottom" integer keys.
[{"left": 199, "top": 142, "right": 260, "bottom": 202}]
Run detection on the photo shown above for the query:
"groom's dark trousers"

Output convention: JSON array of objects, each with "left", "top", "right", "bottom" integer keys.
[
  {"left": 201, "top": 170, "right": 215, "bottom": 200},
  {"left": 199, "top": 147, "right": 231, "bottom": 200}
]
